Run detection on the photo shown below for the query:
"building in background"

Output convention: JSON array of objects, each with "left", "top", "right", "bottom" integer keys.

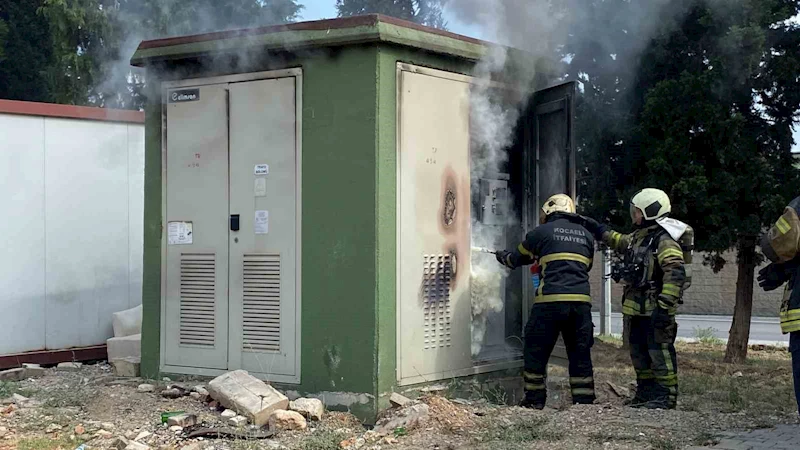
[{"left": 0, "top": 100, "right": 144, "bottom": 367}]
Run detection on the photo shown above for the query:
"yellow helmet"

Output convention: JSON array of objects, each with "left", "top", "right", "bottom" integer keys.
[
  {"left": 541, "top": 194, "right": 576, "bottom": 216},
  {"left": 631, "top": 188, "right": 671, "bottom": 221}
]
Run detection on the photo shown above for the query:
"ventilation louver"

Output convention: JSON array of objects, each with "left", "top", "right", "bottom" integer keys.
[
  {"left": 179, "top": 253, "right": 216, "bottom": 347},
  {"left": 242, "top": 253, "right": 282, "bottom": 352},
  {"left": 422, "top": 254, "right": 452, "bottom": 349}
]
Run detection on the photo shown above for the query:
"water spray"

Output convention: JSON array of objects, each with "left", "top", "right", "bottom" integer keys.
[{"left": 471, "top": 246, "right": 497, "bottom": 255}]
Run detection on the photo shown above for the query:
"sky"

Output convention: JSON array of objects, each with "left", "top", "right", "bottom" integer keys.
[
  {"left": 298, "top": 1, "right": 799, "bottom": 152},
  {"left": 299, "top": 0, "right": 486, "bottom": 39}
]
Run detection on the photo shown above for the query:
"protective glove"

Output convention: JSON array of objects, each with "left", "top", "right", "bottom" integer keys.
[
  {"left": 495, "top": 250, "right": 512, "bottom": 268},
  {"left": 757, "top": 263, "right": 790, "bottom": 292},
  {"left": 651, "top": 303, "right": 672, "bottom": 330},
  {"left": 578, "top": 215, "right": 607, "bottom": 239}
]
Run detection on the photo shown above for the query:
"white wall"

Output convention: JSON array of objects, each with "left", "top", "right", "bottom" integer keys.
[{"left": 0, "top": 113, "right": 144, "bottom": 354}]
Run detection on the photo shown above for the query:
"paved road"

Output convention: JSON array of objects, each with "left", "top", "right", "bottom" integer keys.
[
  {"left": 687, "top": 424, "right": 800, "bottom": 449},
  {"left": 591, "top": 312, "right": 789, "bottom": 347}
]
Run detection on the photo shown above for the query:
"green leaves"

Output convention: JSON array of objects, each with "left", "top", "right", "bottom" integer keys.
[
  {"left": 3, "top": 0, "right": 304, "bottom": 108},
  {"left": 575, "top": 0, "right": 800, "bottom": 259}
]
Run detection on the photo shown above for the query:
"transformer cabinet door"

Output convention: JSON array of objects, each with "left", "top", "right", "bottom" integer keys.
[
  {"left": 397, "top": 66, "right": 473, "bottom": 386},
  {"left": 526, "top": 81, "right": 577, "bottom": 360}
]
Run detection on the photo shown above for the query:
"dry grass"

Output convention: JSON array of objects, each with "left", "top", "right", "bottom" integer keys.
[{"left": 591, "top": 339, "right": 795, "bottom": 417}]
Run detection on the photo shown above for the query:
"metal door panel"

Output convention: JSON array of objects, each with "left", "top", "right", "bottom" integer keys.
[
  {"left": 530, "top": 81, "right": 577, "bottom": 360},
  {"left": 164, "top": 85, "right": 230, "bottom": 369},
  {"left": 398, "top": 70, "right": 472, "bottom": 384},
  {"left": 227, "top": 78, "right": 298, "bottom": 377}
]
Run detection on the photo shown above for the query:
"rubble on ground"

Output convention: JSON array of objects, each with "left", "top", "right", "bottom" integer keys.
[
  {"left": 269, "top": 410, "right": 308, "bottom": 431},
  {"left": 1, "top": 341, "right": 798, "bottom": 450},
  {"left": 207, "top": 369, "right": 289, "bottom": 426},
  {"left": 389, "top": 393, "right": 412, "bottom": 408},
  {"left": 289, "top": 398, "right": 325, "bottom": 421}
]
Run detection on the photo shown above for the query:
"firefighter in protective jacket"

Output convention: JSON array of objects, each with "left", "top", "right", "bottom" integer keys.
[
  {"left": 582, "top": 188, "right": 687, "bottom": 409},
  {"left": 495, "top": 194, "right": 596, "bottom": 409},
  {"left": 757, "top": 195, "right": 800, "bottom": 415}
]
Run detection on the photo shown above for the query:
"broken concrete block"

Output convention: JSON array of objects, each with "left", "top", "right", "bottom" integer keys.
[
  {"left": 167, "top": 414, "right": 196, "bottom": 428},
  {"left": 189, "top": 392, "right": 202, "bottom": 400},
  {"left": 221, "top": 409, "right": 237, "bottom": 419},
  {"left": 193, "top": 386, "right": 209, "bottom": 397},
  {"left": 124, "top": 441, "right": 150, "bottom": 450},
  {"left": 57, "top": 362, "right": 82, "bottom": 371},
  {"left": 113, "top": 304, "right": 143, "bottom": 338},
  {"left": 137, "top": 384, "right": 155, "bottom": 393},
  {"left": 22, "top": 364, "right": 45, "bottom": 379},
  {"left": 11, "top": 394, "right": 29, "bottom": 405},
  {"left": 389, "top": 393, "right": 412, "bottom": 408},
  {"left": 112, "top": 358, "right": 141, "bottom": 378},
  {"left": 101, "top": 423, "right": 116, "bottom": 431},
  {"left": 134, "top": 431, "right": 151, "bottom": 442},
  {"left": 289, "top": 398, "right": 325, "bottom": 421},
  {"left": 169, "top": 425, "right": 183, "bottom": 433},
  {"left": 107, "top": 334, "right": 142, "bottom": 361},
  {"left": 228, "top": 415, "right": 248, "bottom": 427},
  {"left": 374, "top": 404, "right": 429, "bottom": 435},
  {"left": 0, "top": 368, "right": 25, "bottom": 382},
  {"left": 207, "top": 370, "right": 289, "bottom": 427},
  {"left": 110, "top": 436, "right": 130, "bottom": 450},
  {"left": 268, "top": 410, "right": 307, "bottom": 431}
]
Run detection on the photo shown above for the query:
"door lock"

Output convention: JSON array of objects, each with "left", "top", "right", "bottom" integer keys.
[{"left": 230, "top": 214, "right": 240, "bottom": 232}]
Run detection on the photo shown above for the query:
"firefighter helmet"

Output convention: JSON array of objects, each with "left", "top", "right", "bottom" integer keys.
[
  {"left": 631, "top": 188, "right": 671, "bottom": 221},
  {"left": 541, "top": 194, "right": 576, "bottom": 216}
]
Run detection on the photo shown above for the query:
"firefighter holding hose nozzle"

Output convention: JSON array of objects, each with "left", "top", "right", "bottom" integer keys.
[{"left": 494, "top": 194, "right": 596, "bottom": 409}]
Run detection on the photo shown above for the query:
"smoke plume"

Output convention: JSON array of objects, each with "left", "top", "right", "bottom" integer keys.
[{"left": 450, "top": 0, "right": 691, "bottom": 355}]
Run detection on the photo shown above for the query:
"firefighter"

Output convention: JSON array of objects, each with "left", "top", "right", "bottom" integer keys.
[
  {"left": 495, "top": 194, "right": 596, "bottom": 409},
  {"left": 757, "top": 195, "right": 800, "bottom": 415},
  {"left": 581, "top": 188, "right": 686, "bottom": 409}
]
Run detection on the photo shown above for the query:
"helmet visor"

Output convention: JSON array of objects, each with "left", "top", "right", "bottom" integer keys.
[{"left": 630, "top": 203, "right": 638, "bottom": 222}]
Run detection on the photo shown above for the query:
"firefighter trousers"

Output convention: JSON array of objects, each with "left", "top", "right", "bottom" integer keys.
[
  {"left": 626, "top": 314, "right": 678, "bottom": 408},
  {"left": 523, "top": 302, "right": 595, "bottom": 406},
  {"left": 790, "top": 331, "right": 800, "bottom": 416}
]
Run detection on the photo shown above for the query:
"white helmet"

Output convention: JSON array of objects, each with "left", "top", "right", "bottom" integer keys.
[
  {"left": 542, "top": 194, "right": 576, "bottom": 216},
  {"left": 631, "top": 188, "right": 671, "bottom": 221}
]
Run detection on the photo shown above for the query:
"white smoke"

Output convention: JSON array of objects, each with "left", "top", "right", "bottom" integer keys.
[{"left": 453, "top": 0, "right": 689, "bottom": 355}]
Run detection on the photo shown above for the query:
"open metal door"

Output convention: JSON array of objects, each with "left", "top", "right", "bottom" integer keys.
[{"left": 525, "top": 81, "right": 577, "bottom": 361}]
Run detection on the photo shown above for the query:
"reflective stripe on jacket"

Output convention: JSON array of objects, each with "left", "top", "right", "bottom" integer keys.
[
  {"left": 602, "top": 224, "right": 686, "bottom": 316},
  {"left": 505, "top": 213, "right": 595, "bottom": 303},
  {"left": 763, "top": 196, "right": 800, "bottom": 334}
]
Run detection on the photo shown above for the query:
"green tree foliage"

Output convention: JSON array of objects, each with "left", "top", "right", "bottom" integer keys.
[
  {"left": 572, "top": 0, "right": 800, "bottom": 361},
  {"left": 336, "top": 0, "right": 446, "bottom": 29},
  {"left": 9, "top": 0, "right": 303, "bottom": 108},
  {"left": 0, "top": 0, "right": 55, "bottom": 102}
]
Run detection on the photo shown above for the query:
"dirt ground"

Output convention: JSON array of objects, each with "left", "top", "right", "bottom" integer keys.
[{"left": 0, "top": 338, "right": 796, "bottom": 450}]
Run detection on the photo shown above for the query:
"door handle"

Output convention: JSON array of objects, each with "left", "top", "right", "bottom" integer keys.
[{"left": 230, "top": 214, "right": 240, "bottom": 232}]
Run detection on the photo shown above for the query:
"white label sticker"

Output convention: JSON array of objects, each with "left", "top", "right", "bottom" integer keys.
[
  {"left": 255, "top": 210, "right": 269, "bottom": 234},
  {"left": 167, "top": 221, "right": 193, "bottom": 245},
  {"left": 254, "top": 164, "right": 269, "bottom": 176},
  {"left": 254, "top": 178, "right": 267, "bottom": 197}
]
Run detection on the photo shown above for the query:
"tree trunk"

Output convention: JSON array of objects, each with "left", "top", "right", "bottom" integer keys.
[{"left": 724, "top": 236, "right": 758, "bottom": 363}]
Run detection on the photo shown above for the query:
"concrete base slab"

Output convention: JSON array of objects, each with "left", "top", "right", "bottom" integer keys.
[{"left": 107, "top": 334, "right": 141, "bottom": 361}]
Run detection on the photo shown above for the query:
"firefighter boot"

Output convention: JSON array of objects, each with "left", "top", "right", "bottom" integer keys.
[
  {"left": 519, "top": 395, "right": 546, "bottom": 410},
  {"left": 643, "top": 396, "right": 674, "bottom": 410},
  {"left": 624, "top": 381, "right": 656, "bottom": 408}
]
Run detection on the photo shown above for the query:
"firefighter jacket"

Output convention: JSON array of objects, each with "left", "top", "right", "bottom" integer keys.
[
  {"left": 502, "top": 213, "right": 594, "bottom": 303},
  {"left": 761, "top": 196, "right": 800, "bottom": 334},
  {"left": 602, "top": 224, "right": 686, "bottom": 316}
]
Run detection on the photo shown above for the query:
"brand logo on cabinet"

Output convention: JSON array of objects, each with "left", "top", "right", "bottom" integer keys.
[{"left": 169, "top": 89, "right": 200, "bottom": 103}]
